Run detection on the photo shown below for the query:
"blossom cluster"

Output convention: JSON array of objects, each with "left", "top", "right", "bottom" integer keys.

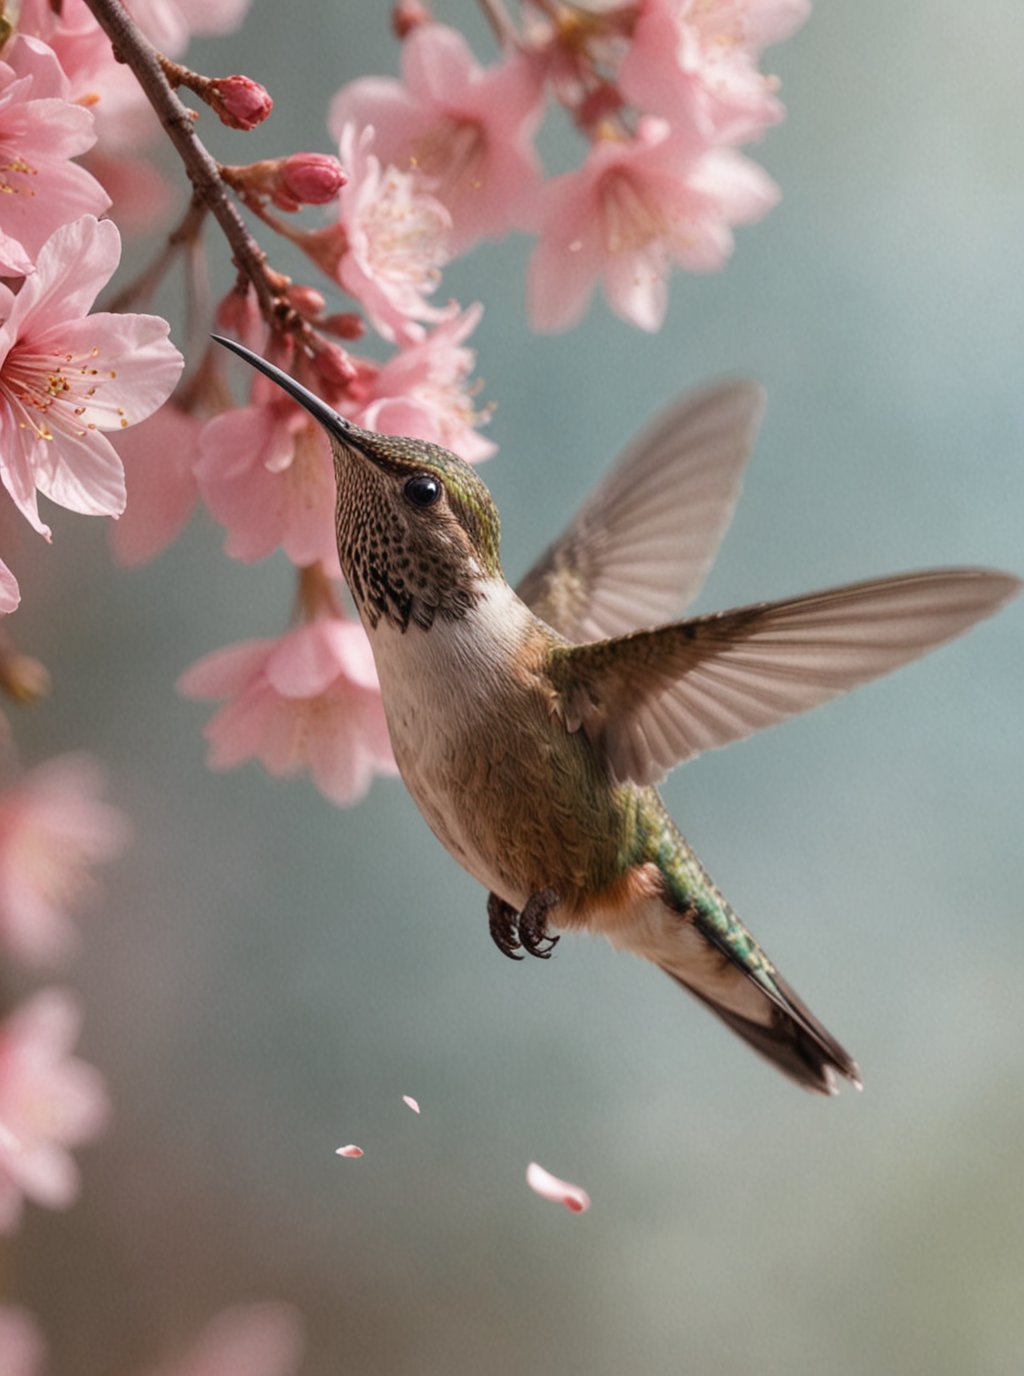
[{"left": 334, "top": 2, "right": 809, "bottom": 333}]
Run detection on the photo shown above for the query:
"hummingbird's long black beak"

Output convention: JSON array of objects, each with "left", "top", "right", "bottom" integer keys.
[{"left": 211, "top": 334, "right": 353, "bottom": 442}]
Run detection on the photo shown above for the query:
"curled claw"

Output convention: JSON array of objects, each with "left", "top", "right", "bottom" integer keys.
[
  {"left": 488, "top": 892, "right": 523, "bottom": 961},
  {"left": 518, "top": 888, "right": 560, "bottom": 959}
]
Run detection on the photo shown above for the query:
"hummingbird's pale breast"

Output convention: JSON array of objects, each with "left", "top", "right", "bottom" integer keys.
[{"left": 366, "top": 576, "right": 634, "bottom": 912}]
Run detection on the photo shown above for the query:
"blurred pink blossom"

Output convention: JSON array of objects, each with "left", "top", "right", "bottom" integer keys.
[
  {"left": 128, "top": 0, "right": 255, "bottom": 58},
  {"left": 330, "top": 23, "right": 545, "bottom": 253},
  {"left": 0, "top": 215, "right": 184, "bottom": 538},
  {"left": 352, "top": 305, "right": 495, "bottom": 463},
  {"left": 0, "top": 37, "right": 110, "bottom": 277},
  {"left": 195, "top": 400, "right": 339, "bottom": 570},
  {"left": 0, "top": 753, "right": 130, "bottom": 963},
  {"left": 526, "top": 1160, "right": 591, "bottom": 1213},
  {"left": 179, "top": 617, "right": 398, "bottom": 807},
  {"left": 140, "top": 1302, "right": 304, "bottom": 1376},
  {"left": 0, "top": 558, "right": 20, "bottom": 615},
  {"left": 619, "top": 0, "right": 809, "bottom": 145},
  {"left": 111, "top": 404, "right": 202, "bottom": 566},
  {"left": 527, "top": 119, "right": 777, "bottom": 332},
  {"left": 0, "top": 988, "right": 110, "bottom": 1233},
  {"left": 325, "top": 124, "right": 453, "bottom": 345},
  {"left": 0, "top": 1304, "right": 44, "bottom": 1376}
]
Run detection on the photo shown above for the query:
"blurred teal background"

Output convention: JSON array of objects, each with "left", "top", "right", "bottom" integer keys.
[{"left": 7, "top": 2, "right": 1024, "bottom": 1372}]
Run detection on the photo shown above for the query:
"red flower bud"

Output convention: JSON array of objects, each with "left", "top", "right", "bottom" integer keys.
[
  {"left": 277, "top": 153, "right": 346, "bottom": 208},
  {"left": 287, "top": 285, "right": 326, "bottom": 320},
  {"left": 209, "top": 75, "right": 273, "bottom": 131},
  {"left": 311, "top": 341, "right": 357, "bottom": 388},
  {"left": 322, "top": 312, "right": 365, "bottom": 341},
  {"left": 393, "top": 1, "right": 431, "bottom": 39}
]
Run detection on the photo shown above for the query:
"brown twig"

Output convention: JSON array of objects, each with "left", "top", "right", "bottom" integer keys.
[
  {"left": 82, "top": 0, "right": 302, "bottom": 338},
  {"left": 104, "top": 197, "right": 207, "bottom": 312}
]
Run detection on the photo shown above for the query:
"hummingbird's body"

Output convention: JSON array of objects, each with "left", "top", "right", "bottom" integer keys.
[{"left": 214, "top": 336, "right": 1021, "bottom": 1095}]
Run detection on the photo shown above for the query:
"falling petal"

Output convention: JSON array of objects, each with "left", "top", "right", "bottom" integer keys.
[
  {"left": 402, "top": 1095, "right": 420, "bottom": 1114},
  {"left": 526, "top": 1161, "right": 590, "bottom": 1213},
  {"left": 335, "top": 1144, "right": 364, "bottom": 1158}
]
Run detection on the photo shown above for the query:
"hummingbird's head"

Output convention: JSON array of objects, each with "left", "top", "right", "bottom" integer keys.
[{"left": 212, "top": 337, "right": 502, "bottom": 632}]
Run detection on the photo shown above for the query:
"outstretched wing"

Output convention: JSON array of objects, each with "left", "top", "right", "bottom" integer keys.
[
  {"left": 550, "top": 568, "right": 1020, "bottom": 786},
  {"left": 516, "top": 380, "right": 765, "bottom": 642}
]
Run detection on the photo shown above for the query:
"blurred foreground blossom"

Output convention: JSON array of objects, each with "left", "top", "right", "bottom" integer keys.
[
  {"left": 111, "top": 404, "right": 203, "bottom": 566},
  {"left": 141, "top": 1301, "right": 304, "bottom": 1376},
  {"left": 0, "top": 753, "right": 130, "bottom": 964},
  {"left": 526, "top": 1161, "right": 591, "bottom": 1214},
  {"left": 0, "top": 1304, "right": 45, "bottom": 1376},
  {"left": 179, "top": 617, "right": 397, "bottom": 807},
  {"left": 527, "top": 118, "right": 777, "bottom": 333},
  {"left": 331, "top": 23, "right": 545, "bottom": 253},
  {"left": 0, "top": 988, "right": 110, "bottom": 1233},
  {"left": 0, "top": 216, "right": 183, "bottom": 538}
]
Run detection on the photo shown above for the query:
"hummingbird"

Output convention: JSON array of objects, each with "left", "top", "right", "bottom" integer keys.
[{"left": 213, "top": 335, "right": 1020, "bottom": 1095}]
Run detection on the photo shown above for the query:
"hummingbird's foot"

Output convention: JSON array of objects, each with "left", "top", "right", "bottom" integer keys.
[
  {"left": 518, "top": 887, "right": 560, "bottom": 959},
  {"left": 487, "top": 892, "right": 524, "bottom": 961}
]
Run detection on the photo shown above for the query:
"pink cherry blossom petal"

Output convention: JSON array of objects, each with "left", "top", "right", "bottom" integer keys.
[
  {"left": 526, "top": 1161, "right": 591, "bottom": 1213},
  {"left": 335, "top": 1144, "right": 363, "bottom": 1158},
  {"left": 402, "top": 1095, "right": 420, "bottom": 1113},
  {"left": 0, "top": 560, "right": 20, "bottom": 614},
  {"left": 140, "top": 1300, "right": 304, "bottom": 1376},
  {"left": 0, "top": 1302, "right": 45, "bottom": 1376}
]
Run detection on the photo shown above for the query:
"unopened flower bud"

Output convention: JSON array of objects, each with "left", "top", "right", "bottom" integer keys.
[
  {"left": 209, "top": 74, "right": 273, "bottom": 131},
  {"left": 287, "top": 285, "right": 326, "bottom": 320},
  {"left": 215, "top": 287, "right": 261, "bottom": 340},
  {"left": 276, "top": 153, "right": 346, "bottom": 209},
  {"left": 311, "top": 341, "right": 357, "bottom": 388},
  {"left": 393, "top": 0, "right": 431, "bottom": 38},
  {"left": 322, "top": 312, "right": 365, "bottom": 341}
]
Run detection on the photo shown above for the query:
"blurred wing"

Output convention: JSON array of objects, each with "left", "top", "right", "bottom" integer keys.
[
  {"left": 552, "top": 568, "right": 1021, "bottom": 786},
  {"left": 516, "top": 380, "right": 765, "bottom": 642}
]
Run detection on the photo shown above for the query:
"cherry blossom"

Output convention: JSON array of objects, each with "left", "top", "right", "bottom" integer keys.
[
  {"left": 526, "top": 1161, "right": 591, "bottom": 1213},
  {"left": 0, "top": 37, "right": 110, "bottom": 278},
  {"left": 0, "top": 216, "right": 184, "bottom": 539},
  {"left": 527, "top": 119, "right": 777, "bottom": 332},
  {"left": 0, "top": 988, "right": 110, "bottom": 1233},
  {"left": 351, "top": 305, "right": 495, "bottom": 463},
  {"left": 330, "top": 23, "right": 545, "bottom": 253},
  {"left": 194, "top": 396, "right": 339, "bottom": 570},
  {"left": 320, "top": 124, "right": 453, "bottom": 346},
  {"left": 139, "top": 1302, "right": 304, "bottom": 1376},
  {"left": 0, "top": 1304, "right": 44, "bottom": 1376},
  {"left": 618, "top": 0, "right": 810, "bottom": 145},
  {"left": 178, "top": 617, "right": 398, "bottom": 807},
  {"left": 0, "top": 753, "right": 130, "bottom": 964},
  {"left": 111, "top": 404, "right": 203, "bottom": 566},
  {"left": 0, "top": 558, "right": 20, "bottom": 615}
]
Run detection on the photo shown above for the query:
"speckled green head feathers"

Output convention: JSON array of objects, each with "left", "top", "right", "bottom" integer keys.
[{"left": 211, "top": 336, "right": 503, "bottom": 631}]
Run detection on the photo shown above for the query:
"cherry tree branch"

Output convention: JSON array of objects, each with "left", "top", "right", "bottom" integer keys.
[{"left": 82, "top": 0, "right": 301, "bottom": 336}]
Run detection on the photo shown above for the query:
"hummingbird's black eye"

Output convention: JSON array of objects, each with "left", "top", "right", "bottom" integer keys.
[{"left": 404, "top": 474, "right": 442, "bottom": 509}]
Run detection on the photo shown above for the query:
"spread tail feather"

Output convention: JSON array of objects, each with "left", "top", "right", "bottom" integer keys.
[{"left": 664, "top": 964, "right": 862, "bottom": 1096}]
